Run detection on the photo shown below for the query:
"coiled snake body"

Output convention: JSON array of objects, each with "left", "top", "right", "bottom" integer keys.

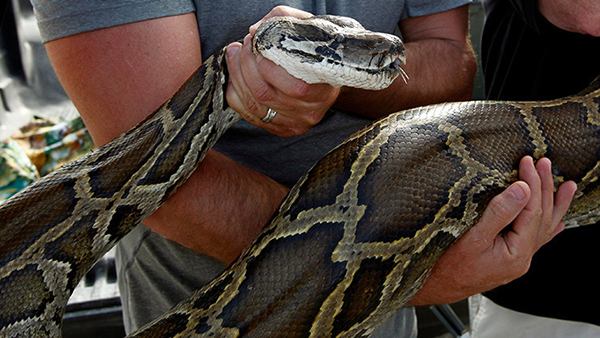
[{"left": 1, "top": 15, "right": 600, "bottom": 337}]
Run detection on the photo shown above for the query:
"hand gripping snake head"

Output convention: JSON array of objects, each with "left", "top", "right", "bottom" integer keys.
[{"left": 252, "top": 15, "right": 406, "bottom": 90}]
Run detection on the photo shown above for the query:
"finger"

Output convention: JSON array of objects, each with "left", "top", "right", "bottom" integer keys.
[
  {"left": 465, "top": 181, "right": 530, "bottom": 245},
  {"left": 226, "top": 40, "right": 288, "bottom": 127},
  {"left": 225, "top": 42, "right": 261, "bottom": 124},
  {"left": 250, "top": 6, "right": 313, "bottom": 35},
  {"left": 227, "top": 35, "right": 334, "bottom": 137},
  {"left": 254, "top": 54, "right": 339, "bottom": 128},
  {"left": 238, "top": 36, "right": 330, "bottom": 131},
  {"left": 225, "top": 45, "right": 306, "bottom": 136},
  {"left": 552, "top": 180, "right": 577, "bottom": 227},
  {"left": 255, "top": 54, "right": 340, "bottom": 102},
  {"left": 534, "top": 157, "right": 558, "bottom": 243},
  {"left": 510, "top": 156, "right": 543, "bottom": 239},
  {"left": 241, "top": 35, "right": 327, "bottom": 110},
  {"left": 536, "top": 157, "right": 554, "bottom": 215},
  {"left": 239, "top": 35, "right": 276, "bottom": 111},
  {"left": 532, "top": 158, "right": 577, "bottom": 245}
]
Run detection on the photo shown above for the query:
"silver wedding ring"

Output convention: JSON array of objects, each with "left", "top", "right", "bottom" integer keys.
[{"left": 261, "top": 108, "right": 277, "bottom": 124}]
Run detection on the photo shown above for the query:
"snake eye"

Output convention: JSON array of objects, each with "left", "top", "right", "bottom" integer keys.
[{"left": 335, "top": 34, "right": 345, "bottom": 43}]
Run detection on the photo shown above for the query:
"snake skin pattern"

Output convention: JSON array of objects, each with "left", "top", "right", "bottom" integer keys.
[{"left": 1, "top": 14, "right": 600, "bottom": 338}]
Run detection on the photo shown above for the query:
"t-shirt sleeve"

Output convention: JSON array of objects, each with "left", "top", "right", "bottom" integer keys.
[
  {"left": 401, "top": 0, "right": 473, "bottom": 20},
  {"left": 31, "top": 0, "right": 196, "bottom": 42}
]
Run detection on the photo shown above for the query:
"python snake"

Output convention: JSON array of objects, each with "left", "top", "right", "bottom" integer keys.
[{"left": 1, "top": 14, "right": 600, "bottom": 338}]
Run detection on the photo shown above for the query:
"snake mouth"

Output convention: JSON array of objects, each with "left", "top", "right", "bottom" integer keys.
[{"left": 390, "top": 56, "right": 408, "bottom": 84}]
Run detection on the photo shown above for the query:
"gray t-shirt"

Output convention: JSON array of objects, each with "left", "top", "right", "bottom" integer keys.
[{"left": 31, "top": 0, "right": 471, "bottom": 336}]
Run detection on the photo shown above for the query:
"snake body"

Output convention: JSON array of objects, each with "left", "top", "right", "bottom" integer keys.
[{"left": 1, "top": 14, "right": 600, "bottom": 337}]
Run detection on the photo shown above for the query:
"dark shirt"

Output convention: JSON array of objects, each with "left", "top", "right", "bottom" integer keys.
[
  {"left": 481, "top": 0, "right": 600, "bottom": 325},
  {"left": 482, "top": 0, "right": 600, "bottom": 100}
]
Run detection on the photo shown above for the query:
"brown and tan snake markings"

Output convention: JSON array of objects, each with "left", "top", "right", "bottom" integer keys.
[{"left": 1, "top": 14, "right": 600, "bottom": 337}]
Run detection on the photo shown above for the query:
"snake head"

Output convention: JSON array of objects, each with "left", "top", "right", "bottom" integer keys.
[{"left": 253, "top": 15, "right": 406, "bottom": 90}]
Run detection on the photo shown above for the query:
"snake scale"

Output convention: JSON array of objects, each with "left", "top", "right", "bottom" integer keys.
[{"left": 1, "top": 14, "right": 600, "bottom": 338}]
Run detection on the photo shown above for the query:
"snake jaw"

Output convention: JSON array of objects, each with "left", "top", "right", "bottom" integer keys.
[{"left": 392, "top": 57, "right": 409, "bottom": 84}]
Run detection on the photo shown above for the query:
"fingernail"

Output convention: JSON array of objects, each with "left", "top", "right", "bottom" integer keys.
[
  {"left": 243, "top": 34, "right": 253, "bottom": 45},
  {"left": 508, "top": 183, "right": 526, "bottom": 202},
  {"left": 226, "top": 45, "right": 240, "bottom": 59},
  {"left": 250, "top": 20, "right": 263, "bottom": 33}
]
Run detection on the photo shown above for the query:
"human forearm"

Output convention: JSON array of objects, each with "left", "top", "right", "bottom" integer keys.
[
  {"left": 144, "top": 150, "right": 289, "bottom": 263},
  {"left": 44, "top": 14, "right": 288, "bottom": 263},
  {"left": 335, "top": 5, "right": 476, "bottom": 118},
  {"left": 335, "top": 38, "right": 476, "bottom": 118},
  {"left": 537, "top": 0, "right": 600, "bottom": 36}
]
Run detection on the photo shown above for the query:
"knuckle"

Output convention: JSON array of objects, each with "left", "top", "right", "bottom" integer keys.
[
  {"left": 532, "top": 207, "right": 543, "bottom": 222},
  {"left": 514, "top": 258, "right": 531, "bottom": 277},
  {"left": 504, "top": 254, "right": 532, "bottom": 280},
  {"left": 487, "top": 197, "right": 511, "bottom": 219},
  {"left": 289, "top": 81, "right": 312, "bottom": 98},
  {"left": 271, "top": 5, "right": 291, "bottom": 16},
  {"left": 300, "top": 110, "right": 322, "bottom": 127},
  {"left": 252, "top": 83, "right": 272, "bottom": 104},
  {"left": 287, "top": 124, "right": 311, "bottom": 137},
  {"left": 243, "top": 96, "right": 261, "bottom": 115}
]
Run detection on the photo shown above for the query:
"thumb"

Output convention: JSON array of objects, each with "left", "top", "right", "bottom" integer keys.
[{"left": 467, "top": 181, "right": 531, "bottom": 243}]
